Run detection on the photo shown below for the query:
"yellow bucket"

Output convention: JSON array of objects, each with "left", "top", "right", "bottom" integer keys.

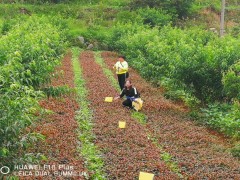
[{"left": 132, "top": 98, "right": 143, "bottom": 111}]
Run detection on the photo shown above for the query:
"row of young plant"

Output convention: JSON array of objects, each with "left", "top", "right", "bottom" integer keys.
[
  {"left": 0, "top": 15, "right": 67, "bottom": 172},
  {"left": 72, "top": 48, "right": 105, "bottom": 179},
  {"left": 82, "top": 21, "right": 240, "bottom": 139},
  {"left": 94, "top": 52, "right": 184, "bottom": 177}
]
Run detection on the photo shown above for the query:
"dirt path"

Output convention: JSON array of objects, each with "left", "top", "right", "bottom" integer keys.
[
  {"left": 101, "top": 51, "right": 240, "bottom": 179},
  {"left": 28, "top": 53, "right": 88, "bottom": 180},
  {"left": 79, "top": 51, "right": 179, "bottom": 179}
]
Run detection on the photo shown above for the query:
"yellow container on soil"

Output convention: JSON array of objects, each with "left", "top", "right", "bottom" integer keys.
[
  {"left": 132, "top": 98, "right": 143, "bottom": 111},
  {"left": 139, "top": 172, "right": 154, "bottom": 180},
  {"left": 118, "top": 121, "right": 126, "bottom": 128},
  {"left": 104, "top": 97, "right": 113, "bottom": 102}
]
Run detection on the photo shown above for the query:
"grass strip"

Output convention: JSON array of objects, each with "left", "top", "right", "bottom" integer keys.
[
  {"left": 131, "top": 111, "right": 148, "bottom": 125},
  {"left": 72, "top": 48, "right": 105, "bottom": 180},
  {"left": 94, "top": 51, "right": 184, "bottom": 178},
  {"left": 147, "top": 134, "right": 183, "bottom": 178},
  {"left": 94, "top": 51, "right": 120, "bottom": 91}
]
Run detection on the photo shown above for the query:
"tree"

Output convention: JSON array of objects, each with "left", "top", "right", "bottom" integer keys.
[{"left": 129, "top": 0, "right": 195, "bottom": 19}]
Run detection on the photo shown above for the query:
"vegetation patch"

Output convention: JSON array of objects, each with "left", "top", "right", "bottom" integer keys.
[
  {"left": 72, "top": 47, "right": 105, "bottom": 179},
  {"left": 0, "top": 15, "right": 66, "bottom": 173}
]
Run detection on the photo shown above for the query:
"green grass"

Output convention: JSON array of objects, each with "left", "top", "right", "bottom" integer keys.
[
  {"left": 148, "top": 134, "right": 183, "bottom": 178},
  {"left": 131, "top": 111, "right": 147, "bottom": 125},
  {"left": 192, "top": 0, "right": 221, "bottom": 11},
  {"left": 94, "top": 51, "right": 120, "bottom": 91},
  {"left": 231, "top": 143, "right": 240, "bottom": 158},
  {"left": 0, "top": 3, "right": 123, "bottom": 18},
  {"left": 72, "top": 47, "right": 105, "bottom": 180},
  {"left": 0, "top": 3, "right": 124, "bottom": 48}
]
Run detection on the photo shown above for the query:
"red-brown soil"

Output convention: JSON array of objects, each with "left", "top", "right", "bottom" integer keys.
[
  {"left": 80, "top": 51, "right": 179, "bottom": 179},
  {"left": 23, "top": 53, "right": 88, "bottom": 180}
]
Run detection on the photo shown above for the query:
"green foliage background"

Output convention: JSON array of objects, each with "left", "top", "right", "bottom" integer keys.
[
  {"left": 0, "top": 15, "right": 67, "bottom": 169},
  {"left": 0, "top": 0, "right": 239, "bottom": 165}
]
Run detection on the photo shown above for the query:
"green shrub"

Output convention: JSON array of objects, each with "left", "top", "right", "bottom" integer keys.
[
  {"left": 0, "top": 15, "right": 67, "bottom": 87},
  {"left": 193, "top": 0, "right": 221, "bottom": 11},
  {"left": 41, "top": 85, "right": 75, "bottom": 98},
  {"left": 136, "top": 8, "right": 173, "bottom": 27},
  {"left": 116, "top": 10, "right": 142, "bottom": 24},
  {"left": 201, "top": 102, "right": 240, "bottom": 138},
  {"left": 104, "top": 22, "right": 147, "bottom": 51},
  {"left": 223, "top": 61, "right": 240, "bottom": 100},
  {"left": 1, "top": 17, "right": 27, "bottom": 34},
  {"left": 231, "top": 25, "right": 240, "bottom": 38},
  {"left": 108, "top": 24, "right": 240, "bottom": 103},
  {"left": 129, "top": 0, "right": 195, "bottom": 19},
  {"left": 129, "top": 0, "right": 162, "bottom": 9},
  {"left": 0, "top": 15, "right": 67, "bottom": 170}
]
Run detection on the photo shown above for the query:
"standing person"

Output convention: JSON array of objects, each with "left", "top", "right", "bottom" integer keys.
[
  {"left": 113, "top": 55, "right": 128, "bottom": 90},
  {"left": 114, "top": 80, "right": 141, "bottom": 110}
]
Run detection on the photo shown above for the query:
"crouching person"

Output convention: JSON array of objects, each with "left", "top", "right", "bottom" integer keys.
[{"left": 114, "top": 80, "right": 143, "bottom": 111}]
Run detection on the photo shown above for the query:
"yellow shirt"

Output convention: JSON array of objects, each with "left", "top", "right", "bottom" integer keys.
[{"left": 113, "top": 61, "right": 128, "bottom": 74}]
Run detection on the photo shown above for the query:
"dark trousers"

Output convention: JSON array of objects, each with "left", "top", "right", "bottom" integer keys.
[
  {"left": 117, "top": 73, "right": 126, "bottom": 90},
  {"left": 122, "top": 99, "right": 132, "bottom": 108}
]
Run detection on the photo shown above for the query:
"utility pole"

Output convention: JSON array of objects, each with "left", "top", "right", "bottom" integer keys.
[{"left": 220, "top": 0, "right": 226, "bottom": 37}]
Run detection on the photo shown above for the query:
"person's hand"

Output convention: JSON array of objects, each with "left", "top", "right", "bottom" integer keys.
[{"left": 114, "top": 96, "right": 120, "bottom": 100}]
